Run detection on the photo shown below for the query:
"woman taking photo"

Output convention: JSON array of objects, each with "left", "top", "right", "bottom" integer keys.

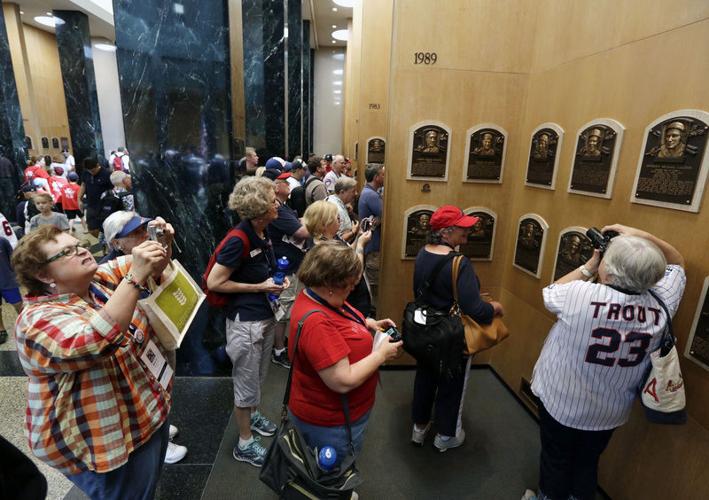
[
  {"left": 12, "top": 221, "right": 174, "bottom": 499},
  {"left": 523, "top": 224, "right": 685, "bottom": 500},
  {"left": 411, "top": 205, "right": 504, "bottom": 452},
  {"left": 302, "top": 200, "right": 372, "bottom": 317},
  {"left": 206, "top": 176, "right": 286, "bottom": 468},
  {"left": 288, "top": 241, "right": 402, "bottom": 467}
]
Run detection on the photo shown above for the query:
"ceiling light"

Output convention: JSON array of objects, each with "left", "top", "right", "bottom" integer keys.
[
  {"left": 332, "top": 7, "right": 337, "bottom": 12},
  {"left": 34, "top": 16, "right": 65, "bottom": 28},
  {"left": 332, "top": 69, "right": 343, "bottom": 75},
  {"left": 331, "top": 40, "right": 336, "bottom": 44},
  {"left": 333, "top": 0, "right": 355, "bottom": 7},
  {"left": 333, "top": 90, "right": 342, "bottom": 94},
  {"left": 332, "top": 25, "right": 337, "bottom": 29},
  {"left": 331, "top": 29, "right": 348, "bottom": 41},
  {"left": 332, "top": 81, "right": 343, "bottom": 85},
  {"left": 94, "top": 42, "right": 117, "bottom": 52},
  {"left": 46, "top": 11, "right": 52, "bottom": 15},
  {"left": 20, "top": 10, "right": 24, "bottom": 14}
]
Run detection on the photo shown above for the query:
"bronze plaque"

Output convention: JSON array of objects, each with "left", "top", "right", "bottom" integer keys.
[
  {"left": 526, "top": 128, "right": 560, "bottom": 187},
  {"left": 552, "top": 231, "right": 594, "bottom": 281},
  {"left": 634, "top": 116, "right": 709, "bottom": 209},
  {"left": 404, "top": 209, "right": 433, "bottom": 258},
  {"left": 570, "top": 125, "right": 618, "bottom": 195},
  {"left": 467, "top": 129, "right": 504, "bottom": 181},
  {"left": 687, "top": 277, "right": 709, "bottom": 369},
  {"left": 460, "top": 211, "right": 495, "bottom": 260},
  {"left": 410, "top": 125, "right": 448, "bottom": 178},
  {"left": 367, "top": 138, "right": 385, "bottom": 164},
  {"left": 514, "top": 218, "right": 544, "bottom": 276}
]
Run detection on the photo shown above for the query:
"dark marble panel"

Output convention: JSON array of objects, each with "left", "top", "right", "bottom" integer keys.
[
  {"left": 262, "top": 0, "right": 286, "bottom": 159},
  {"left": 53, "top": 11, "right": 104, "bottom": 167},
  {"left": 309, "top": 47, "right": 314, "bottom": 152},
  {"left": 286, "top": 0, "right": 302, "bottom": 158},
  {"left": 157, "top": 465, "right": 212, "bottom": 500},
  {"left": 0, "top": 6, "right": 27, "bottom": 203},
  {"left": 302, "top": 20, "right": 311, "bottom": 156},
  {"left": 0, "top": 351, "right": 24, "bottom": 376},
  {"left": 242, "top": 0, "right": 266, "bottom": 154}
]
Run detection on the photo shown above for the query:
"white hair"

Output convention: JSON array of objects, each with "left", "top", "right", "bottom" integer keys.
[
  {"left": 103, "top": 210, "right": 137, "bottom": 245},
  {"left": 110, "top": 170, "right": 127, "bottom": 187},
  {"left": 334, "top": 176, "right": 356, "bottom": 194},
  {"left": 602, "top": 235, "right": 666, "bottom": 293}
]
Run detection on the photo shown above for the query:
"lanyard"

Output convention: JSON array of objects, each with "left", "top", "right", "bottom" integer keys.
[{"left": 305, "top": 288, "right": 366, "bottom": 327}]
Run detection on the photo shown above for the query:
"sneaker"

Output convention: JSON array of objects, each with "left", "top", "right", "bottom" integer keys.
[
  {"left": 250, "top": 411, "right": 277, "bottom": 437},
  {"left": 164, "top": 441, "right": 187, "bottom": 464},
  {"left": 233, "top": 437, "right": 267, "bottom": 467},
  {"left": 521, "top": 489, "right": 538, "bottom": 500},
  {"left": 411, "top": 422, "right": 431, "bottom": 447},
  {"left": 433, "top": 428, "right": 466, "bottom": 452},
  {"left": 169, "top": 424, "right": 179, "bottom": 440},
  {"left": 271, "top": 350, "right": 291, "bottom": 368}
]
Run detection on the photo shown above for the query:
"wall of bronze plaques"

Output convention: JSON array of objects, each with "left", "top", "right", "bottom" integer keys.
[
  {"left": 525, "top": 123, "right": 564, "bottom": 189},
  {"left": 463, "top": 125, "right": 507, "bottom": 183},
  {"left": 459, "top": 207, "right": 497, "bottom": 261},
  {"left": 366, "top": 137, "right": 386, "bottom": 164},
  {"left": 550, "top": 227, "right": 595, "bottom": 282},
  {"left": 685, "top": 276, "right": 709, "bottom": 371},
  {"left": 407, "top": 123, "right": 450, "bottom": 180},
  {"left": 512, "top": 214, "right": 549, "bottom": 278},
  {"left": 402, "top": 205, "right": 436, "bottom": 259},
  {"left": 631, "top": 110, "right": 709, "bottom": 213},
  {"left": 568, "top": 119, "right": 624, "bottom": 199}
]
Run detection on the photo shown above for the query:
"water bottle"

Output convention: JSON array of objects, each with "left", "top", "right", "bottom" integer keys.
[
  {"left": 317, "top": 446, "right": 337, "bottom": 472},
  {"left": 268, "top": 256, "right": 290, "bottom": 302}
]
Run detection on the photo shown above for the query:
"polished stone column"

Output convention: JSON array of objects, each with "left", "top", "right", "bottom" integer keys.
[
  {"left": 286, "top": 0, "right": 302, "bottom": 158},
  {"left": 302, "top": 20, "right": 311, "bottom": 156},
  {"left": 0, "top": 6, "right": 27, "bottom": 189},
  {"left": 53, "top": 11, "right": 104, "bottom": 167},
  {"left": 309, "top": 47, "right": 314, "bottom": 152},
  {"left": 242, "top": 0, "right": 266, "bottom": 153}
]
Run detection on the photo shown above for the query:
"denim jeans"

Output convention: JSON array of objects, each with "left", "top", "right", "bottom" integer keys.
[
  {"left": 66, "top": 421, "right": 169, "bottom": 500},
  {"left": 289, "top": 409, "right": 371, "bottom": 467}
]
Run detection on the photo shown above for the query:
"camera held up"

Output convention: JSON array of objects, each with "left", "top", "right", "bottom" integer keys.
[{"left": 585, "top": 227, "right": 619, "bottom": 257}]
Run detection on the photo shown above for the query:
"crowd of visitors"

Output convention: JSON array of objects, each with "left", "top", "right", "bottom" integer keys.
[{"left": 0, "top": 145, "right": 687, "bottom": 500}]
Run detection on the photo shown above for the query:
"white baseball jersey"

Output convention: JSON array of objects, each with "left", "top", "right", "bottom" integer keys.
[
  {"left": 531, "top": 265, "right": 686, "bottom": 430},
  {"left": 323, "top": 171, "right": 341, "bottom": 194},
  {"left": 0, "top": 212, "right": 18, "bottom": 248}
]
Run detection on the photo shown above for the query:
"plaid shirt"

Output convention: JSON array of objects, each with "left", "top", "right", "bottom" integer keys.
[{"left": 15, "top": 256, "right": 172, "bottom": 474}]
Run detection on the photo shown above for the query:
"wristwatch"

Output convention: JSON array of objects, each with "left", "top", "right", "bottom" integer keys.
[{"left": 579, "top": 265, "right": 594, "bottom": 278}]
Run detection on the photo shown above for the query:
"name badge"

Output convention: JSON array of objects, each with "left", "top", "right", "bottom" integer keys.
[
  {"left": 140, "top": 340, "right": 173, "bottom": 390},
  {"left": 249, "top": 248, "right": 262, "bottom": 258}
]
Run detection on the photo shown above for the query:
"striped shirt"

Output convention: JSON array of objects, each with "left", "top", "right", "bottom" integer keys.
[
  {"left": 15, "top": 256, "right": 172, "bottom": 474},
  {"left": 531, "top": 265, "right": 685, "bottom": 430}
]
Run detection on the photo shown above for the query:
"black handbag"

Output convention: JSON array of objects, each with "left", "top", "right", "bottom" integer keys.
[
  {"left": 260, "top": 310, "right": 363, "bottom": 499},
  {"left": 402, "top": 253, "right": 466, "bottom": 379}
]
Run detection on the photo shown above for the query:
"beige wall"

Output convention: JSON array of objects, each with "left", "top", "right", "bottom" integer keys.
[
  {"left": 4, "top": 3, "right": 72, "bottom": 160},
  {"left": 346, "top": 1, "right": 709, "bottom": 498},
  {"left": 343, "top": 3, "right": 363, "bottom": 171}
]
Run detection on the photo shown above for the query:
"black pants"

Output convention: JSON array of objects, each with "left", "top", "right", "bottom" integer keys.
[
  {"left": 538, "top": 404, "right": 615, "bottom": 500},
  {"left": 0, "top": 434, "right": 47, "bottom": 500},
  {"left": 411, "top": 356, "right": 469, "bottom": 436}
]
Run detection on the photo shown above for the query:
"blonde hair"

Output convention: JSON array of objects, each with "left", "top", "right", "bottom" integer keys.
[
  {"left": 297, "top": 240, "right": 362, "bottom": 289},
  {"left": 228, "top": 176, "right": 275, "bottom": 219},
  {"left": 302, "top": 200, "right": 338, "bottom": 239},
  {"left": 11, "top": 225, "right": 62, "bottom": 295},
  {"left": 32, "top": 192, "right": 53, "bottom": 204}
]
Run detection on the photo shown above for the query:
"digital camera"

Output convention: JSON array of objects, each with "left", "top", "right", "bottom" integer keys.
[
  {"left": 585, "top": 227, "right": 619, "bottom": 256},
  {"left": 360, "top": 216, "right": 373, "bottom": 232},
  {"left": 384, "top": 326, "right": 402, "bottom": 342},
  {"left": 147, "top": 223, "right": 164, "bottom": 242}
]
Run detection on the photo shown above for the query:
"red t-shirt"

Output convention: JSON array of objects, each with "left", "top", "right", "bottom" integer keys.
[
  {"left": 288, "top": 292, "right": 377, "bottom": 426},
  {"left": 60, "top": 182, "right": 80, "bottom": 210},
  {"left": 24, "top": 165, "right": 49, "bottom": 182},
  {"left": 48, "top": 176, "right": 68, "bottom": 203}
]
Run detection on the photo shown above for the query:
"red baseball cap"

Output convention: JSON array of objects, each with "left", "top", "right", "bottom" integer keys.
[
  {"left": 430, "top": 205, "right": 480, "bottom": 230},
  {"left": 276, "top": 172, "right": 292, "bottom": 180}
]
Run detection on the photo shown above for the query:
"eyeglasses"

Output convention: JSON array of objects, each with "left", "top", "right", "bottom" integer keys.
[{"left": 44, "top": 243, "right": 89, "bottom": 264}]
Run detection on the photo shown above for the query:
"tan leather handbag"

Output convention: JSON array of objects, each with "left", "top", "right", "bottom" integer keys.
[{"left": 451, "top": 255, "right": 509, "bottom": 355}]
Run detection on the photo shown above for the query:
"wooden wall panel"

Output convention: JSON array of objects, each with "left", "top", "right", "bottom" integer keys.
[{"left": 343, "top": 3, "right": 363, "bottom": 167}]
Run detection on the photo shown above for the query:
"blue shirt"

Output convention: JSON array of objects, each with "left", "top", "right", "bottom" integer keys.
[
  {"left": 0, "top": 238, "right": 18, "bottom": 290},
  {"left": 269, "top": 201, "right": 307, "bottom": 274},
  {"left": 217, "top": 220, "right": 275, "bottom": 321},
  {"left": 357, "top": 183, "right": 382, "bottom": 254},
  {"left": 413, "top": 249, "right": 493, "bottom": 324}
]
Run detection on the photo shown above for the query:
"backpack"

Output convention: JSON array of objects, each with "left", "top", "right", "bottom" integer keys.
[
  {"left": 304, "top": 176, "right": 323, "bottom": 206},
  {"left": 98, "top": 189, "right": 125, "bottom": 225},
  {"left": 112, "top": 154, "right": 124, "bottom": 172},
  {"left": 201, "top": 228, "right": 250, "bottom": 308},
  {"left": 287, "top": 185, "right": 306, "bottom": 217},
  {"left": 402, "top": 253, "right": 466, "bottom": 380}
]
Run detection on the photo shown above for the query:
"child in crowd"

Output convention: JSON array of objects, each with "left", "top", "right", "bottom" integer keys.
[
  {"left": 60, "top": 173, "right": 83, "bottom": 233},
  {"left": 0, "top": 235, "right": 22, "bottom": 344},
  {"left": 28, "top": 193, "right": 69, "bottom": 232},
  {"left": 48, "top": 166, "right": 68, "bottom": 212}
]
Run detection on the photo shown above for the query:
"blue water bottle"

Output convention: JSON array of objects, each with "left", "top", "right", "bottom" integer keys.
[
  {"left": 317, "top": 446, "right": 337, "bottom": 472},
  {"left": 268, "top": 256, "right": 290, "bottom": 302}
]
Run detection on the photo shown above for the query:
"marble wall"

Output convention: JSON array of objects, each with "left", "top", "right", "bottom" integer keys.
[
  {"left": 302, "top": 20, "right": 311, "bottom": 156},
  {"left": 54, "top": 11, "right": 104, "bottom": 167},
  {"left": 286, "top": 0, "right": 302, "bottom": 158},
  {"left": 0, "top": 5, "right": 26, "bottom": 207}
]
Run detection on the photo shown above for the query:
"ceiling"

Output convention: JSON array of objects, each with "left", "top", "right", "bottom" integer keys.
[{"left": 4, "top": 0, "right": 352, "bottom": 48}]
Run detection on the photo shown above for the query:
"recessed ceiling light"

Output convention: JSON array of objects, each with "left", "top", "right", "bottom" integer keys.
[
  {"left": 332, "top": 81, "right": 343, "bottom": 86},
  {"left": 333, "top": 90, "right": 342, "bottom": 94},
  {"left": 331, "top": 29, "right": 348, "bottom": 41},
  {"left": 331, "top": 40, "right": 336, "bottom": 44},
  {"left": 34, "top": 16, "right": 64, "bottom": 28},
  {"left": 332, "top": 25, "right": 337, "bottom": 29},
  {"left": 333, "top": 0, "right": 354, "bottom": 7},
  {"left": 332, "top": 7, "right": 337, "bottom": 12},
  {"left": 94, "top": 42, "right": 117, "bottom": 52},
  {"left": 46, "top": 11, "right": 52, "bottom": 15},
  {"left": 332, "top": 69, "right": 343, "bottom": 75},
  {"left": 20, "top": 10, "right": 24, "bottom": 14}
]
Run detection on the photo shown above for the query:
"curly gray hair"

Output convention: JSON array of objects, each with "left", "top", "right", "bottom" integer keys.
[{"left": 228, "top": 176, "right": 275, "bottom": 220}]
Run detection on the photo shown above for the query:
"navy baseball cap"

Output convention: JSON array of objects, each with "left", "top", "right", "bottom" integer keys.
[
  {"left": 68, "top": 172, "right": 79, "bottom": 181},
  {"left": 265, "top": 158, "right": 284, "bottom": 170},
  {"left": 116, "top": 215, "right": 152, "bottom": 239}
]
